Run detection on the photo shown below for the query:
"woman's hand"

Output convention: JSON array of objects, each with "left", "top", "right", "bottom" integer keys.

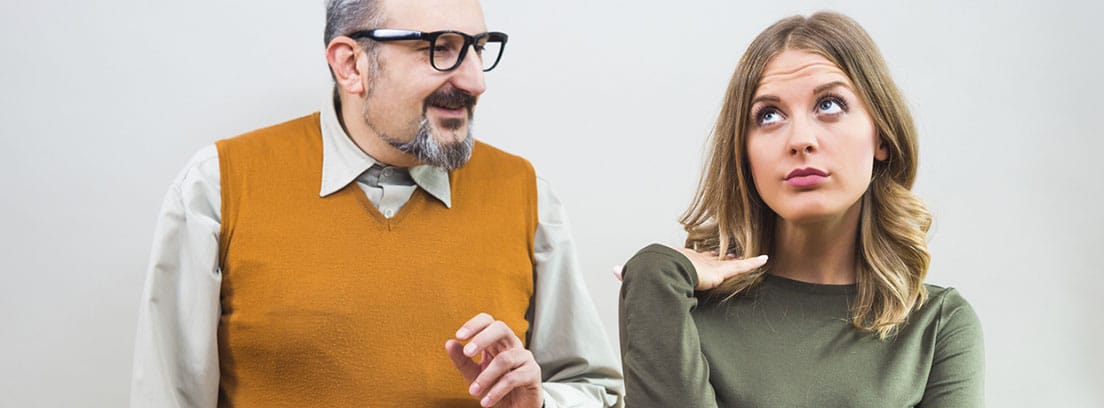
[{"left": 671, "top": 246, "right": 768, "bottom": 291}]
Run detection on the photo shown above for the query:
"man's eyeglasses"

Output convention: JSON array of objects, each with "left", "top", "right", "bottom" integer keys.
[{"left": 347, "top": 29, "right": 508, "bottom": 72}]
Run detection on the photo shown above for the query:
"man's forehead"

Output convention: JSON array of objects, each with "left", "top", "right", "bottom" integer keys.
[{"left": 380, "top": 0, "right": 487, "bottom": 33}]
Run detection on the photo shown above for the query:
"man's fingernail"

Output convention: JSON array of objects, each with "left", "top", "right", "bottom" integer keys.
[
  {"left": 469, "top": 381, "right": 481, "bottom": 395},
  {"left": 463, "top": 342, "right": 477, "bottom": 356},
  {"left": 481, "top": 396, "right": 492, "bottom": 407},
  {"left": 456, "top": 328, "right": 469, "bottom": 338}
]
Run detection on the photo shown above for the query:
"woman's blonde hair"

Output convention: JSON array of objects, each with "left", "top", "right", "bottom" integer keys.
[{"left": 681, "top": 11, "right": 932, "bottom": 338}]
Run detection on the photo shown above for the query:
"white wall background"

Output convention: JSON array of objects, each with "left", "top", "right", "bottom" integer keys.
[{"left": 1, "top": 0, "right": 1101, "bottom": 406}]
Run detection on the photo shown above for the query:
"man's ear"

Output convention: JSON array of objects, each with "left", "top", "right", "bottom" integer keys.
[{"left": 326, "top": 37, "right": 365, "bottom": 94}]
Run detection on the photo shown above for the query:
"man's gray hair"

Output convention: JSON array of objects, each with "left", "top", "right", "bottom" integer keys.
[
  {"left": 324, "top": 0, "right": 385, "bottom": 46},
  {"left": 324, "top": 0, "right": 386, "bottom": 91}
]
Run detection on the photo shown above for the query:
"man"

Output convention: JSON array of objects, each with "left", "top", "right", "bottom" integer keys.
[{"left": 129, "top": 0, "right": 623, "bottom": 406}]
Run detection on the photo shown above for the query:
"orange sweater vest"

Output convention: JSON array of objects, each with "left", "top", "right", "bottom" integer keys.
[{"left": 215, "top": 113, "right": 537, "bottom": 407}]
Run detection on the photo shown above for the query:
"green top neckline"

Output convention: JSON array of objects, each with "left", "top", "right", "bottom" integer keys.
[{"left": 761, "top": 273, "right": 857, "bottom": 295}]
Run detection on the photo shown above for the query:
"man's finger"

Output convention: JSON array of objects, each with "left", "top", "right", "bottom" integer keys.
[
  {"left": 455, "top": 312, "right": 495, "bottom": 341},
  {"left": 462, "top": 319, "right": 521, "bottom": 358},
  {"left": 478, "top": 357, "right": 540, "bottom": 407},
  {"left": 467, "top": 348, "right": 529, "bottom": 398},
  {"left": 445, "top": 339, "right": 481, "bottom": 383}
]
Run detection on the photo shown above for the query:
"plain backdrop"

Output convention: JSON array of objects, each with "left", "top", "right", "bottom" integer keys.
[{"left": 1, "top": 0, "right": 1101, "bottom": 406}]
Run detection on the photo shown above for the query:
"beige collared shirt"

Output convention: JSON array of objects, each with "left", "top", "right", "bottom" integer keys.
[{"left": 130, "top": 96, "right": 624, "bottom": 407}]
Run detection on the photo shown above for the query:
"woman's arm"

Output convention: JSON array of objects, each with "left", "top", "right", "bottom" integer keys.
[
  {"left": 620, "top": 244, "right": 714, "bottom": 407},
  {"left": 618, "top": 244, "right": 765, "bottom": 407}
]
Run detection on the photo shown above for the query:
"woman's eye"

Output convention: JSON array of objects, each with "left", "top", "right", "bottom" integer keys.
[
  {"left": 816, "top": 98, "right": 845, "bottom": 115},
  {"left": 758, "top": 109, "right": 783, "bottom": 126}
]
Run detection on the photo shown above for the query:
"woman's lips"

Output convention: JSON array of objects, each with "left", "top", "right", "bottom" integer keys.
[
  {"left": 785, "top": 174, "right": 827, "bottom": 187},
  {"left": 785, "top": 167, "right": 828, "bottom": 187}
]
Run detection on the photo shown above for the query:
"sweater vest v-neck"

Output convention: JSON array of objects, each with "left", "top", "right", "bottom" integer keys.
[{"left": 214, "top": 113, "right": 537, "bottom": 407}]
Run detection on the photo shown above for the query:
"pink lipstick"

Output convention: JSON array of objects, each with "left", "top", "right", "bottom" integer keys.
[{"left": 785, "top": 167, "right": 828, "bottom": 188}]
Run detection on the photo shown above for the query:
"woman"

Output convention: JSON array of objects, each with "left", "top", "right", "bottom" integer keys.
[{"left": 618, "top": 12, "right": 984, "bottom": 407}]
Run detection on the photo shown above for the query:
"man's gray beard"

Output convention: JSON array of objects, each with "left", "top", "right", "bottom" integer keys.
[{"left": 380, "top": 118, "right": 474, "bottom": 170}]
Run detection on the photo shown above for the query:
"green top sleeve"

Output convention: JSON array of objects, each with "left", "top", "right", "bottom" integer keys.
[
  {"left": 918, "top": 289, "right": 986, "bottom": 407},
  {"left": 619, "top": 244, "right": 717, "bottom": 408}
]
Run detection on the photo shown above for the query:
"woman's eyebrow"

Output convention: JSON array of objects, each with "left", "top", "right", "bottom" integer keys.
[
  {"left": 751, "top": 95, "right": 781, "bottom": 106},
  {"left": 813, "top": 81, "right": 852, "bottom": 95}
]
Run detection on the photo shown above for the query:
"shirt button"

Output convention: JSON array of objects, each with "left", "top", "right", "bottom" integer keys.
[
  {"left": 384, "top": 209, "right": 394, "bottom": 217},
  {"left": 382, "top": 168, "right": 392, "bottom": 177}
]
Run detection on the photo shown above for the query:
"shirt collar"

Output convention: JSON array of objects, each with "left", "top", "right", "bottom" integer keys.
[{"left": 318, "top": 93, "right": 453, "bottom": 208}]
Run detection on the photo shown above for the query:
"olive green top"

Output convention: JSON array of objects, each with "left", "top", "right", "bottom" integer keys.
[{"left": 619, "top": 244, "right": 984, "bottom": 407}]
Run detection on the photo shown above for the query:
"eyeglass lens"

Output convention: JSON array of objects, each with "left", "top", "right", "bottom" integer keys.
[{"left": 432, "top": 32, "right": 503, "bottom": 71}]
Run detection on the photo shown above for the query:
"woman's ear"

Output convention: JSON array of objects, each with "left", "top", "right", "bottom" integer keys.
[
  {"left": 875, "top": 138, "right": 890, "bottom": 161},
  {"left": 326, "top": 37, "right": 365, "bottom": 94}
]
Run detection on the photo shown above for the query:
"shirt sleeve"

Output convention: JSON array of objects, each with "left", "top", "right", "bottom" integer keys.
[
  {"left": 619, "top": 244, "right": 718, "bottom": 408},
  {"left": 530, "top": 177, "right": 625, "bottom": 408},
  {"left": 130, "top": 145, "right": 223, "bottom": 408},
  {"left": 919, "top": 289, "right": 986, "bottom": 407}
]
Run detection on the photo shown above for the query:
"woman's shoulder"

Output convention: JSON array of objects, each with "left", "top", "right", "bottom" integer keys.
[
  {"left": 922, "top": 284, "right": 975, "bottom": 312},
  {"left": 915, "top": 283, "right": 982, "bottom": 334}
]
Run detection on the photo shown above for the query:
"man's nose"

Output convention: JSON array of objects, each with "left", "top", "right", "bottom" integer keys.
[{"left": 448, "top": 47, "right": 486, "bottom": 97}]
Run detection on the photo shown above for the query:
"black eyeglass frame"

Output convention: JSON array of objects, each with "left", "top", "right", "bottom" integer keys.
[{"left": 346, "top": 29, "right": 508, "bottom": 72}]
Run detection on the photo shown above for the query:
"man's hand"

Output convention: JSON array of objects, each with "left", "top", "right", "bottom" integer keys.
[
  {"left": 446, "top": 313, "right": 542, "bottom": 408},
  {"left": 671, "top": 246, "right": 768, "bottom": 291}
]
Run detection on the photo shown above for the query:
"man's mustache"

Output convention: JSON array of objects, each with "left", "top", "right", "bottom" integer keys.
[{"left": 424, "top": 88, "right": 477, "bottom": 111}]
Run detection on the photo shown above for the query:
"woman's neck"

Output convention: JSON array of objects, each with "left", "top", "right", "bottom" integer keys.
[{"left": 770, "top": 201, "right": 863, "bottom": 285}]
